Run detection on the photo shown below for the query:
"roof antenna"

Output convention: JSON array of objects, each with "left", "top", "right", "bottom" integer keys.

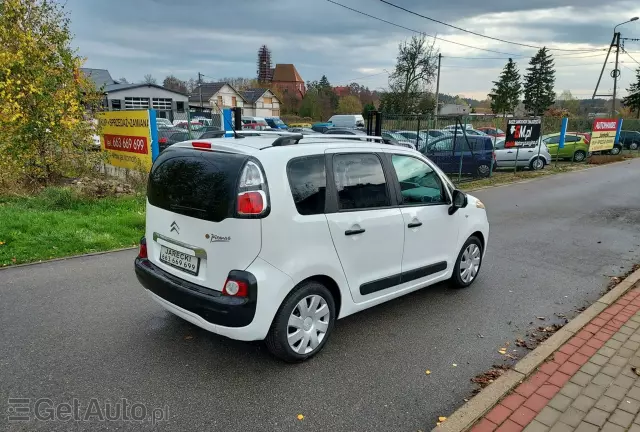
[{"left": 213, "top": 100, "right": 243, "bottom": 139}]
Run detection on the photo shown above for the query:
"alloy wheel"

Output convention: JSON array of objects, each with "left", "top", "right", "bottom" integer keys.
[
  {"left": 532, "top": 158, "right": 544, "bottom": 170},
  {"left": 631, "top": 142, "right": 639, "bottom": 150},
  {"left": 287, "top": 295, "right": 330, "bottom": 355},
  {"left": 574, "top": 151, "right": 586, "bottom": 162},
  {"left": 610, "top": 146, "right": 621, "bottom": 155},
  {"left": 459, "top": 244, "right": 481, "bottom": 284}
]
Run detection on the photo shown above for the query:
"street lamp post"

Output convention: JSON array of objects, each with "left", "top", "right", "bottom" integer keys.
[{"left": 612, "top": 17, "right": 638, "bottom": 115}]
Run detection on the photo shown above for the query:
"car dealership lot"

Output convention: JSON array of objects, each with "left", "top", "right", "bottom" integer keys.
[{"left": 2, "top": 159, "right": 640, "bottom": 432}]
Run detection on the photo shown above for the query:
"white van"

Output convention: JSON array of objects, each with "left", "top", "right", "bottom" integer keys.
[{"left": 327, "top": 114, "right": 365, "bottom": 129}]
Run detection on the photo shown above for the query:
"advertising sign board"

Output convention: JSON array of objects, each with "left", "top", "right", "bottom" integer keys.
[
  {"left": 98, "top": 110, "right": 158, "bottom": 172},
  {"left": 589, "top": 118, "right": 618, "bottom": 152},
  {"left": 505, "top": 118, "right": 542, "bottom": 148}
]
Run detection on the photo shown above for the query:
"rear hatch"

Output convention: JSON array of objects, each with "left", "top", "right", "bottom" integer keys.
[{"left": 145, "top": 147, "right": 263, "bottom": 291}]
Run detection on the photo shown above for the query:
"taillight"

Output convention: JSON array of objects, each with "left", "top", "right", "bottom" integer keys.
[
  {"left": 222, "top": 278, "right": 248, "bottom": 297},
  {"left": 192, "top": 141, "right": 212, "bottom": 149},
  {"left": 237, "top": 191, "right": 265, "bottom": 214},
  {"left": 493, "top": 152, "right": 497, "bottom": 161},
  {"left": 138, "top": 237, "right": 148, "bottom": 259},
  {"left": 158, "top": 137, "right": 168, "bottom": 144},
  {"left": 236, "top": 160, "right": 268, "bottom": 216}
]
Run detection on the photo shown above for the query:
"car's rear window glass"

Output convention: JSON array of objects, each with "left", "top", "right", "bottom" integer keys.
[
  {"left": 147, "top": 148, "right": 248, "bottom": 222},
  {"left": 287, "top": 156, "right": 326, "bottom": 215}
]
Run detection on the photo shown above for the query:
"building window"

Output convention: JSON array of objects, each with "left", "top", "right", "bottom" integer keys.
[
  {"left": 217, "top": 95, "right": 223, "bottom": 107},
  {"left": 263, "top": 97, "right": 272, "bottom": 105},
  {"left": 231, "top": 96, "right": 237, "bottom": 107},
  {"left": 124, "top": 97, "right": 150, "bottom": 110},
  {"left": 111, "top": 99, "right": 121, "bottom": 110},
  {"left": 176, "top": 101, "right": 185, "bottom": 113},
  {"left": 272, "top": 109, "right": 280, "bottom": 116},
  {"left": 152, "top": 98, "right": 172, "bottom": 111}
]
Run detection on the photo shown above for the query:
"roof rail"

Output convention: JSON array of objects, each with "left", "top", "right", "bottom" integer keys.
[
  {"left": 272, "top": 134, "right": 304, "bottom": 146},
  {"left": 234, "top": 130, "right": 300, "bottom": 136},
  {"left": 300, "top": 135, "right": 388, "bottom": 142}
]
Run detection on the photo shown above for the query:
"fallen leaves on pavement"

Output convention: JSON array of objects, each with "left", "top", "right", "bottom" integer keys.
[
  {"left": 471, "top": 365, "right": 511, "bottom": 394},
  {"left": 425, "top": 370, "right": 431, "bottom": 375},
  {"left": 297, "top": 414, "right": 304, "bottom": 420}
]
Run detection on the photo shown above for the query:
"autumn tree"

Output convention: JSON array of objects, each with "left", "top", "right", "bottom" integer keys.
[
  {"left": 143, "top": 74, "right": 157, "bottom": 85},
  {"left": 622, "top": 67, "right": 640, "bottom": 119},
  {"left": 163, "top": 75, "right": 187, "bottom": 93},
  {"left": 523, "top": 47, "right": 556, "bottom": 115},
  {"left": 0, "top": 0, "right": 104, "bottom": 187},
  {"left": 336, "top": 95, "right": 362, "bottom": 114},
  {"left": 386, "top": 34, "right": 439, "bottom": 113},
  {"left": 556, "top": 90, "right": 580, "bottom": 116}
]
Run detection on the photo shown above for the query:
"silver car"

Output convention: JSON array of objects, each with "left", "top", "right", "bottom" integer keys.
[{"left": 494, "top": 138, "right": 551, "bottom": 170}]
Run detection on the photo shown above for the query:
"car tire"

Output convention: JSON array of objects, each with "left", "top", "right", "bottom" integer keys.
[
  {"left": 265, "top": 281, "right": 336, "bottom": 362},
  {"left": 573, "top": 150, "right": 587, "bottom": 162},
  {"left": 451, "top": 236, "right": 483, "bottom": 288},
  {"left": 477, "top": 163, "right": 491, "bottom": 178},
  {"left": 630, "top": 142, "right": 639, "bottom": 151},
  {"left": 609, "top": 146, "right": 622, "bottom": 156},
  {"left": 530, "top": 157, "right": 545, "bottom": 170}
]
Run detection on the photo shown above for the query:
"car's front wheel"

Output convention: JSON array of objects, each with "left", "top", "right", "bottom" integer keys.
[
  {"left": 266, "top": 281, "right": 336, "bottom": 362},
  {"left": 451, "top": 236, "right": 483, "bottom": 288}
]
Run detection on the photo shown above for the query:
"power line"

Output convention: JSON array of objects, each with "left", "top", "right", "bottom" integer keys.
[
  {"left": 378, "top": 0, "right": 607, "bottom": 53},
  {"left": 622, "top": 49, "right": 640, "bottom": 66},
  {"left": 325, "top": 0, "right": 521, "bottom": 56},
  {"left": 443, "top": 52, "right": 607, "bottom": 61}
]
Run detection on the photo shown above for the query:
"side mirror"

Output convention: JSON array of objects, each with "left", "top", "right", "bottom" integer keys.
[{"left": 448, "top": 190, "right": 468, "bottom": 215}]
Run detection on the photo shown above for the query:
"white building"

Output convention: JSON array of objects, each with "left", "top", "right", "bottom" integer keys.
[
  {"left": 241, "top": 88, "right": 281, "bottom": 117},
  {"left": 189, "top": 83, "right": 281, "bottom": 117},
  {"left": 439, "top": 103, "right": 470, "bottom": 116},
  {"left": 81, "top": 68, "right": 189, "bottom": 122}
]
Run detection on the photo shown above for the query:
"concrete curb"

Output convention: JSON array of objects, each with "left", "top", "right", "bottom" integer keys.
[
  {"left": 0, "top": 246, "right": 137, "bottom": 271},
  {"left": 433, "top": 266, "right": 640, "bottom": 432}
]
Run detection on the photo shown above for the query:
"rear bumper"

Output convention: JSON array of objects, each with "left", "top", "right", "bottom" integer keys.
[{"left": 134, "top": 258, "right": 256, "bottom": 328}]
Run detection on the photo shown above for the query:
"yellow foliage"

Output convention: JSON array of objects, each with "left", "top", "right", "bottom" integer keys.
[{"left": 0, "top": 0, "right": 105, "bottom": 188}]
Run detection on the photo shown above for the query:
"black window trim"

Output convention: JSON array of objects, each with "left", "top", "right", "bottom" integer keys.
[
  {"left": 327, "top": 152, "right": 398, "bottom": 213},
  {"left": 285, "top": 154, "right": 329, "bottom": 216},
  {"left": 385, "top": 153, "right": 451, "bottom": 208}
]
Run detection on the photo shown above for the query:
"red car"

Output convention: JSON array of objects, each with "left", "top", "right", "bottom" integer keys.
[{"left": 477, "top": 127, "right": 506, "bottom": 137}]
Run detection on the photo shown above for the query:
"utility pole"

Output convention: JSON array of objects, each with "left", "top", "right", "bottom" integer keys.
[
  {"left": 434, "top": 53, "right": 441, "bottom": 117},
  {"left": 198, "top": 72, "right": 203, "bottom": 109},
  {"left": 612, "top": 32, "right": 621, "bottom": 115}
]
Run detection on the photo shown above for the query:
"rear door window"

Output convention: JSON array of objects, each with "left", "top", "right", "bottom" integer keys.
[
  {"left": 287, "top": 156, "right": 326, "bottom": 215},
  {"left": 332, "top": 153, "right": 390, "bottom": 210},
  {"left": 147, "top": 148, "right": 249, "bottom": 222}
]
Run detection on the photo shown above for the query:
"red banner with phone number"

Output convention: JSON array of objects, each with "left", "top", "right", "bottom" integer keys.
[{"left": 103, "top": 134, "right": 149, "bottom": 155}]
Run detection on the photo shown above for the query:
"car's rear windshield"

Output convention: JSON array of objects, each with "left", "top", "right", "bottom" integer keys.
[{"left": 147, "top": 147, "right": 248, "bottom": 222}]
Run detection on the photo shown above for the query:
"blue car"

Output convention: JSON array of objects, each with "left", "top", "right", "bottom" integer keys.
[
  {"left": 311, "top": 122, "right": 333, "bottom": 133},
  {"left": 265, "top": 117, "right": 288, "bottom": 130},
  {"left": 422, "top": 135, "right": 495, "bottom": 177}
]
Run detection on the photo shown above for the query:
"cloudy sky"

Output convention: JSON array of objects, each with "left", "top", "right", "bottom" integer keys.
[{"left": 66, "top": 0, "right": 640, "bottom": 100}]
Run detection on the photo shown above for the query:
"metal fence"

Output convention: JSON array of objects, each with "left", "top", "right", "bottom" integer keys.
[{"left": 367, "top": 113, "right": 640, "bottom": 184}]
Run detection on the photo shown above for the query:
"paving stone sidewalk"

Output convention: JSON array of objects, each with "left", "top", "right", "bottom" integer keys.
[{"left": 470, "top": 287, "right": 640, "bottom": 432}]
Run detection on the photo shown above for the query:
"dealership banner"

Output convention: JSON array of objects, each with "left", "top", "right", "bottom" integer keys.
[
  {"left": 589, "top": 118, "right": 618, "bottom": 152},
  {"left": 98, "top": 110, "right": 159, "bottom": 171},
  {"left": 505, "top": 118, "right": 542, "bottom": 148}
]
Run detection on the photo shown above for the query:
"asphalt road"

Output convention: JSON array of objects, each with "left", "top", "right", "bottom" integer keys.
[{"left": 2, "top": 159, "right": 640, "bottom": 432}]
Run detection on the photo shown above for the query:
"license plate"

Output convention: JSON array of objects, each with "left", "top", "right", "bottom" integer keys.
[{"left": 159, "top": 245, "right": 200, "bottom": 275}]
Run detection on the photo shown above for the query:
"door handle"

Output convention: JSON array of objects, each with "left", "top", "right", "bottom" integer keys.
[
  {"left": 527, "top": 150, "right": 533, "bottom": 152},
  {"left": 407, "top": 221, "right": 423, "bottom": 228},
  {"left": 345, "top": 228, "right": 365, "bottom": 236},
  {"left": 507, "top": 151, "right": 514, "bottom": 153}
]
